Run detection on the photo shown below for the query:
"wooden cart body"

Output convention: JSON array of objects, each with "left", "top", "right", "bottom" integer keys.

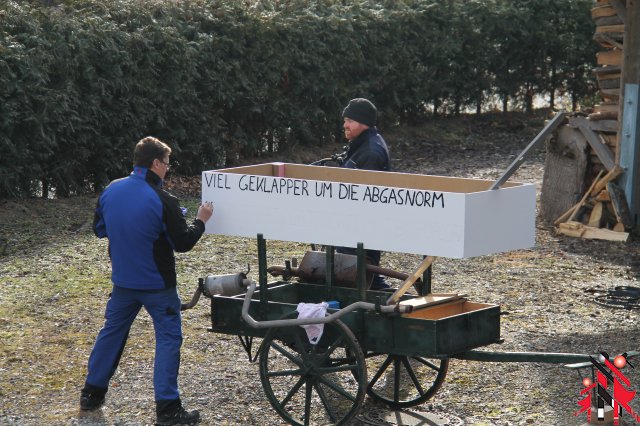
[{"left": 210, "top": 280, "right": 500, "bottom": 358}]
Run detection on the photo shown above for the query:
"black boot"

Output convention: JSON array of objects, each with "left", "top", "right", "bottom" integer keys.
[
  {"left": 79, "top": 383, "right": 107, "bottom": 411},
  {"left": 156, "top": 398, "right": 200, "bottom": 425},
  {"left": 370, "top": 274, "right": 391, "bottom": 290}
]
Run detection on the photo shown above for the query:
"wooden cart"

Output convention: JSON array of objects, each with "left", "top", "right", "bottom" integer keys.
[{"left": 184, "top": 235, "right": 604, "bottom": 426}]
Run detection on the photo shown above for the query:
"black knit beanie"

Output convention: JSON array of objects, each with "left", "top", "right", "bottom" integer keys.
[{"left": 342, "top": 98, "right": 377, "bottom": 127}]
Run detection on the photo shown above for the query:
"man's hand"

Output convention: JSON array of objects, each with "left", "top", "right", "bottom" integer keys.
[{"left": 196, "top": 201, "right": 214, "bottom": 223}]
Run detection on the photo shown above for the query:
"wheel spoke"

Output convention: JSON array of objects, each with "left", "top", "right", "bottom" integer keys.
[
  {"left": 401, "top": 356, "right": 426, "bottom": 396},
  {"left": 329, "top": 354, "right": 356, "bottom": 367},
  {"left": 281, "top": 376, "right": 306, "bottom": 407},
  {"left": 304, "top": 381, "right": 312, "bottom": 426},
  {"left": 317, "top": 374, "right": 358, "bottom": 402},
  {"left": 368, "top": 355, "right": 393, "bottom": 389},
  {"left": 325, "top": 334, "right": 345, "bottom": 353},
  {"left": 271, "top": 341, "right": 304, "bottom": 367},
  {"left": 314, "top": 383, "right": 338, "bottom": 423},
  {"left": 317, "top": 363, "right": 359, "bottom": 374},
  {"left": 393, "top": 357, "right": 401, "bottom": 403},
  {"left": 315, "top": 335, "right": 345, "bottom": 364},
  {"left": 412, "top": 356, "right": 443, "bottom": 372},
  {"left": 265, "top": 367, "right": 305, "bottom": 378}
]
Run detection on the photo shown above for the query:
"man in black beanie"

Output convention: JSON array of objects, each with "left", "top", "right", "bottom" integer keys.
[
  {"left": 338, "top": 98, "right": 391, "bottom": 289},
  {"left": 341, "top": 98, "right": 390, "bottom": 171}
]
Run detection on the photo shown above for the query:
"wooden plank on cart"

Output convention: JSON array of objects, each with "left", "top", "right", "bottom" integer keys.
[{"left": 399, "top": 293, "right": 465, "bottom": 310}]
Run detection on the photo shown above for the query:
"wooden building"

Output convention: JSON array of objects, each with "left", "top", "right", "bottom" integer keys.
[{"left": 541, "top": 0, "right": 639, "bottom": 241}]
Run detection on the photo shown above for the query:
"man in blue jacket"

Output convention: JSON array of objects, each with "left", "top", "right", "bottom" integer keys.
[
  {"left": 341, "top": 98, "right": 390, "bottom": 173},
  {"left": 80, "top": 136, "right": 213, "bottom": 425},
  {"left": 339, "top": 98, "right": 391, "bottom": 289}
]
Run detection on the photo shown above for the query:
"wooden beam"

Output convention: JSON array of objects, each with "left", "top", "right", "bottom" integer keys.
[
  {"left": 622, "top": 0, "right": 639, "bottom": 83},
  {"left": 590, "top": 165, "right": 623, "bottom": 195},
  {"left": 598, "top": 72, "right": 622, "bottom": 82},
  {"left": 617, "top": 0, "right": 640, "bottom": 231},
  {"left": 398, "top": 293, "right": 464, "bottom": 310},
  {"left": 572, "top": 117, "right": 616, "bottom": 170},
  {"left": 599, "top": 88, "right": 620, "bottom": 99},
  {"left": 588, "top": 202, "right": 604, "bottom": 227},
  {"left": 607, "top": 181, "right": 633, "bottom": 228},
  {"left": 610, "top": 0, "right": 627, "bottom": 23},
  {"left": 592, "top": 4, "right": 616, "bottom": 18},
  {"left": 593, "top": 103, "right": 619, "bottom": 113},
  {"left": 599, "top": 78, "right": 621, "bottom": 90},
  {"left": 595, "top": 24, "right": 625, "bottom": 34},
  {"left": 595, "top": 65, "right": 622, "bottom": 76},
  {"left": 555, "top": 204, "right": 579, "bottom": 226},
  {"left": 597, "top": 49, "right": 623, "bottom": 66},
  {"left": 581, "top": 119, "right": 619, "bottom": 133},
  {"left": 386, "top": 256, "right": 435, "bottom": 305},
  {"left": 557, "top": 221, "right": 629, "bottom": 242},
  {"left": 594, "top": 14, "right": 624, "bottom": 26},
  {"left": 593, "top": 33, "right": 624, "bottom": 50},
  {"left": 554, "top": 170, "right": 605, "bottom": 225},
  {"left": 601, "top": 133, "right": 618, "bottom": 148},
  {"left": 570, "top": 170, "right": 604, "bottom": 222},
  {"left": 589, "top": 111, "right": 619, "bottom": 121}
]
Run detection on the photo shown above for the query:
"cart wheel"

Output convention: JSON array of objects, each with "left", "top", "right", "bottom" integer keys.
[
  {"left": 364, "top": 353, "right": 448, "bottom": 409},
  {"left": 259, "top": 314, "right": 367, "bottom": 426}
]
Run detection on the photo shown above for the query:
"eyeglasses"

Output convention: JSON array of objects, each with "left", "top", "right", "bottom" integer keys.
[{"left": 158, "top": 159, "right": 170, "bottom": 169}]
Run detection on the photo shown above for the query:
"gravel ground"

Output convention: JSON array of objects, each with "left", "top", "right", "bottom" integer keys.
[{"left": 2, "top": 112, "right": 639, "bottom": 426}]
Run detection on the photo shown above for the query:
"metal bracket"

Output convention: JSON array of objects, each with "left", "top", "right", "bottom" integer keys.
[{"left": 237, "top": 334, "right": 261, "bottom": 362}]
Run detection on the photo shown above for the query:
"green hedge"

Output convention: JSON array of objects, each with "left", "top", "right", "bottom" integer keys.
[{"left": 0, "top": 0, "right": 596, "bottom": 198}]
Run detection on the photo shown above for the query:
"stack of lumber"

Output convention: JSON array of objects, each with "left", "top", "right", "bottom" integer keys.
[
  {"left": 552, "top": 0, "right": 630, "bottom": 242},
  {"left": 553, "top": 164, "right": 630, "bottom": 242},
  {"left": 591, "top": 0, "right": 625, "bottom": 121}
]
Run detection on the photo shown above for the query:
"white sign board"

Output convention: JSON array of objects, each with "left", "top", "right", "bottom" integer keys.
[{"left": 202, "top": 163, "right": 536, "bottom": 258}]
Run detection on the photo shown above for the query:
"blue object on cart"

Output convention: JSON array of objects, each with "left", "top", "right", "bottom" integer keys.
[{"left": 327, "top": 300, "right": 340, "bottom": 309}]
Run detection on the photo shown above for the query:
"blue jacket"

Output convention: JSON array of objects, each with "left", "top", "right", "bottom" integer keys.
[
  {"left": 93, "top": 166, "right": 205, "bottom": 290},
  {"left": 342, "top": 127, "right": 391, "bottom": 172}
]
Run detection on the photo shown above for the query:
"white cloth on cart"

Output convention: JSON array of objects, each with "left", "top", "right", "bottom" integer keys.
[{"left": 296, "top": 302, "right": 329, "bottom": 344}]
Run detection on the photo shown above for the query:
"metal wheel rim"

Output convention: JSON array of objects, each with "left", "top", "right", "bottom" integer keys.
[{"left": 259, "top": 314, "right": 367, "bottom": 425}]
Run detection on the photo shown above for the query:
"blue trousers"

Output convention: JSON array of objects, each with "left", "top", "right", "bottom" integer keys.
[{"left": 85, "top": 285, "right": 183, "bottom": 401}]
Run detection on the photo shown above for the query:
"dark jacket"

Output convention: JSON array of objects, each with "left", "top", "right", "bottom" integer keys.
[
  {"left": 342, "top": 127, "right": 391, "bottom": 172},
  {"left": 93, "top": 166, "right": 205, "bottom": 290}
]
